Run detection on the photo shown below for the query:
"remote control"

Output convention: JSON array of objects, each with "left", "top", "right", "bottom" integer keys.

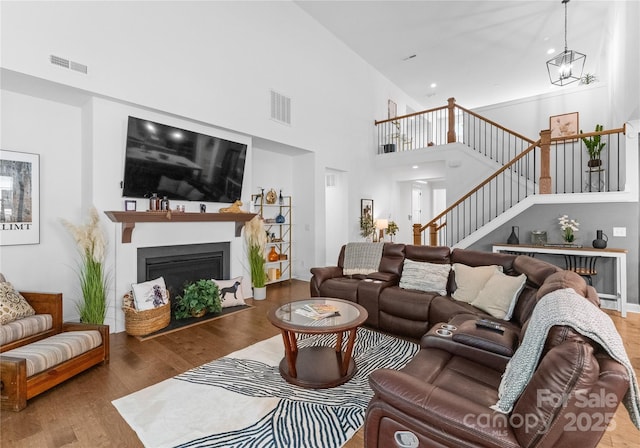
[{"left": 475, "top": 319, "right": 505, "bottom": 333}]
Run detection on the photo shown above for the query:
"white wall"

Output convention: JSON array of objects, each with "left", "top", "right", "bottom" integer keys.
[
  {"left": 0, "top": 1, "right": 421, "bottom": 330},
  {"left": 0, "top": 90, "right": 83, "bottom": 322}
]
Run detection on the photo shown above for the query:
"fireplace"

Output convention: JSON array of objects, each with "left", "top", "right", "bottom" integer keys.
[{"left": 137, "top": 242, "right": 230, "bottom": 313}]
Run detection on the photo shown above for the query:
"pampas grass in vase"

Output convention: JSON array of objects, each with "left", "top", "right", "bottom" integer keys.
[
  {"left": 62, "top": 206, "right": 109, "bottom": 324},
  {"left": 244, "top": 215, "right": 267, "bottom": 290}
]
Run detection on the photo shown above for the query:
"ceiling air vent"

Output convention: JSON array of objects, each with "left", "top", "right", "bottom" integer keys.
[{"left": 270, "top": 89, "right": 291, "bottom": 125}]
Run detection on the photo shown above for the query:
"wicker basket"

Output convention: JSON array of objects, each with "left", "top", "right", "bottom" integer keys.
[{"left": 122, "top": 291, "right": 171, "bottom": 336}]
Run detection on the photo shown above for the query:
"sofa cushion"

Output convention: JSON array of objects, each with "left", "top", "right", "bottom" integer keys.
[
  {"left": 451, "top": 263, "right": 503, "bottom": 304},
  {"left": 470, "top": 272, "right": 526, "bottom": 320},
  {"left": 399, "top": 259, "right": 451, "bottom": 295},
  {"left": 212, "top": 277, "right": 245, "bottom": 308},
  {"left": 0, "top": 282, "right": 36, "bottom": 325},
  {"left": 2, "top": 330, "right": 102, "bottom": 376},
  {"left": 0, "top": 314, "right": 53, "bottom": 346},
  {"left": 131, "top": 277, "right": 169, "bottom": 311}
]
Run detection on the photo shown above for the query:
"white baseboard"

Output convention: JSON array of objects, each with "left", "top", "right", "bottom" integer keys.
[{"left": 600, "top": 300, "right": 640, "bottom": 315}]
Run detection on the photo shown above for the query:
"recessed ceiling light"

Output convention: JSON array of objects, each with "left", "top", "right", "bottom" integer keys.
[
  {"left": 547, "top": 48, "right": 555, "bottom": 55},
  {"left": 412, "top": 165, "right": 419, "bottom": 169},
  {"left": 430, "top": 83, "right": 437, "bottom": 88}
]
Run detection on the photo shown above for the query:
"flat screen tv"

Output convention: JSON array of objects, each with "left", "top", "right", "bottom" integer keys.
[{"left": 122, "top": 116, "right": 247, "bottom": 203}]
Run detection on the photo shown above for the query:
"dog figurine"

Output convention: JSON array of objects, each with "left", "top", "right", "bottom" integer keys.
[
  {"left": 219, "top": 200, "right": 246, "bottom": 213},
  {"left": 220, "top": 281, "right": 241, "bottom": 303}
]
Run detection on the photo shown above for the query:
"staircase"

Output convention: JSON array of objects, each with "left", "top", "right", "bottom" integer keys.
[{"left": 375, "top": 99, "right": 627, "bottom": 247}]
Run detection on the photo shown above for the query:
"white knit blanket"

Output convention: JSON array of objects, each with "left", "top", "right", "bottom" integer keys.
[
  {"left": 343, "top": 242, "right": 384, "bottom": 275},
  {"left": 492, "top": 287, "right": 640, "bottom": 429}
]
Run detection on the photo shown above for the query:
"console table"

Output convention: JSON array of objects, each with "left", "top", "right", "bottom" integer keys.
[{"left": 492, "top": 244, "right": 628, "bottom": 317}]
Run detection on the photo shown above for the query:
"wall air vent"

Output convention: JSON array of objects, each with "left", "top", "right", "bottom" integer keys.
[
  {"left": 70, "top": 61, "right": 88, "bottom": 74},
  {"left": 49, "top": 54, "right": 88, "bottom": 74},
  {"left": 50, "top": 55, "right": 70, "bottom": 69},
  {"left": 270, "top": 89, "right": 291, "bottom": 125}
]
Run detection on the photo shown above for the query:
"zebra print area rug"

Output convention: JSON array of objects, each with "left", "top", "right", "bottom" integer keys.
[{"left": 112, "top": 327, "right": 418, "bottom": 448}]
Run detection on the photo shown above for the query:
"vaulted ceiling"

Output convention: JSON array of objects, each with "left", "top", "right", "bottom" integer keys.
[{"left": 295, "top": 1, "right": 613, "bottom": 111}]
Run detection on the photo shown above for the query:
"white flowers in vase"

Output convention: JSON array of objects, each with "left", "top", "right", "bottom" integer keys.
[{"left": 558, "top": 215, "right": 580, "bottom": 243}]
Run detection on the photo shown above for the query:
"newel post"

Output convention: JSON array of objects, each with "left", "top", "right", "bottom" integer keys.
[
  {"left": 413, "top": 224, "right": 423, "bottom": 245},
  {"left": 447, "top": 97, "right": 457, "bottom": 143},
  {"left": 539, "top": 129, "right": 552, "bottom": 194}
]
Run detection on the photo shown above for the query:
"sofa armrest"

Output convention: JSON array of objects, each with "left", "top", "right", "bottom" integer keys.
[
  {"left": 310, "top": 266, "right": 343, "bottom": 282},
  {"left": 20, "top": 292, "right": 63, "bottom": 332},
  {"left": 451, "top": 320, "right": 519, "bottom": 356},
  {"left": 421, "top": 323, "right": 514, "bottom": 371},
  {"left": 309, "top": 266, "right": 344, "bottom": 296},
  {"left": 368, "top": 369, "right": 519, "bottom": 447},
  {"left": 366, "top": 272, "right": 399, "bottom": 283}
]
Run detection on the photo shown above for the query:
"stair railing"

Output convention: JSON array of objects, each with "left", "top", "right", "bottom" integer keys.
[
  {"left": 413, "top": 126, "right": 626, "bottom": 246},
  {"left": 413, "top": 140, "right": 540, "bottom": 246}
]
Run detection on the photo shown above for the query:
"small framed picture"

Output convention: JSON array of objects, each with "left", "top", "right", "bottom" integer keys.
[
  {"left": 388, "top": 100, "right": 397, "bottom": 119},
  {"left": 550, "top": 112, "right": 579, "bottom": 139},
  {"left": 361, "top": 199, "right": 373, "bottom": 220},
  {"left": 125, "top": 200, "right": 137, "bottom": 211}
]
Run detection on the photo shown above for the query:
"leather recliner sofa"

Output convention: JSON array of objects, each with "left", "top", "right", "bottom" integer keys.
[
  {"left": 365, "top": 270, "right": 630, "bottom": 448},
  {"left": 310, "top": 243, "right": 563, "bottom": 340},
  {"left": 310, "top": 243, "right": 632, "bottom": 447}
]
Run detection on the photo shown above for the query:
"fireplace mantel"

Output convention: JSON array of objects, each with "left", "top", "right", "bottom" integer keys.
[{"left": 104, "top": 211, "right": 257, "bottom": 243}]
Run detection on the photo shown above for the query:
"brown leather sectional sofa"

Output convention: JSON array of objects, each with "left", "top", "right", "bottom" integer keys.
[
  {"left": 310, "top": 243, "right": 565, "bottom": 340},
  {"left": 310, "top": 243, "right": 632, "bottom": 447}
]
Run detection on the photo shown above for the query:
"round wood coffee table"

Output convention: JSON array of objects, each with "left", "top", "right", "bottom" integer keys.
[{"left": 267, "top": 298, "right": 368, "bottom": 388}]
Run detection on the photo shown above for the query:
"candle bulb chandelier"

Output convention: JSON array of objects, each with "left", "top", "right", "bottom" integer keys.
[{"left": 546, "top": 0, "right": 586, "bottom": 86}]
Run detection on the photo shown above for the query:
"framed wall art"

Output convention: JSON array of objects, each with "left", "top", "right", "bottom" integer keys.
[
  {"left": 550, "top": 112, "right": 579, "bottom": 139},
  {"left": 0, "top": 150, "right": 40, "bottom": 245},
  {"left": 387, "top": 100, "right": 397, "bottom": 119},
  {"left": 125, "top": 200, "right": 137, "bottom": 211},
  {"left": 361, "top": 199, "right": 373, "bottom": 220}
]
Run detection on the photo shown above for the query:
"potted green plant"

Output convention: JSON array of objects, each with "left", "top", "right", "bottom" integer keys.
[
  {"left": 61, "top": 206, "right": 109, "bottom": 324},
  {"left": 244, "top": 215, "right": 268, "bottom": 299},
  {"left": 174, "top": 279, "right": 221, "bottom": 319},
  {"left": 581, "top": 124, "right": 606, "bottom": 168},
  {"left": 360, "top": 215, "right": 375, "bottom": 241},
  {"left": 387, "top": 220, "right": 399, "bottom": 242}
]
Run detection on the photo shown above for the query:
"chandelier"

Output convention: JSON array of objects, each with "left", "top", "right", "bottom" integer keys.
[{"left": 546, "top": 0, "right": 586, "bottom": 86}]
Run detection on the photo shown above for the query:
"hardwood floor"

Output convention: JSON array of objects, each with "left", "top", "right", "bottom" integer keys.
[{"left": 1, "top": 279, "right": 638, "bottom": 447}]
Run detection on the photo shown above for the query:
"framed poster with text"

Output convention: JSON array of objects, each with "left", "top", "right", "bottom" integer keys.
[{"left": 0, "top": 150, "right": 40, "bottom": 245}]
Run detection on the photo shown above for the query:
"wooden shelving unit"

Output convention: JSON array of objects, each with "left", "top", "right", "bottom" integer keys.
[
  {"left": 251, "top": 194, "right": 292, "bottom": 285},
  {"left": 104, "top": 210, "right": 256, "bottom": 243}
]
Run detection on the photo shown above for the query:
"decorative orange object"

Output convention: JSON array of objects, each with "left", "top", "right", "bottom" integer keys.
[{"left": 268, "top": 247, "right": 279, "bottom": 262}]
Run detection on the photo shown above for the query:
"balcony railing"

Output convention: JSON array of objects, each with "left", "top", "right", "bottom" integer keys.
[{"left": 373, "top": 98, "right": 626, "bottom": 246}]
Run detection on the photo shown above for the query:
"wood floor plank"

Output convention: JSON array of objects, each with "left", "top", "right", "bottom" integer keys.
[{"left": 1, "top": 279, "right": 637, "bottom": 448}]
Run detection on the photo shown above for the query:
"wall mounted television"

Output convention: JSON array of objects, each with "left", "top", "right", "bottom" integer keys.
[{"left": 122, "top": 116, "right": 247, "bottom": 203}]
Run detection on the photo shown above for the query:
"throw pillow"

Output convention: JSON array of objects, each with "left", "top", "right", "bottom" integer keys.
[
  {"left": 0, "top": 281, "right": 36, "bottom": 325},
  {"left": 452, "top": 264, "right": 503, "bottom": 304},
  {"left": 131, "top": 277, "right": 169, "bottom": 311},
  {"left": 471, "top": 271, "right": 527, "bottom": 320},
  {"left": 399, "top": 259, "right": 451, "bottom": 296},
  {"left": 212, "top": 277, "right": 246, "bottom": 308}
]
